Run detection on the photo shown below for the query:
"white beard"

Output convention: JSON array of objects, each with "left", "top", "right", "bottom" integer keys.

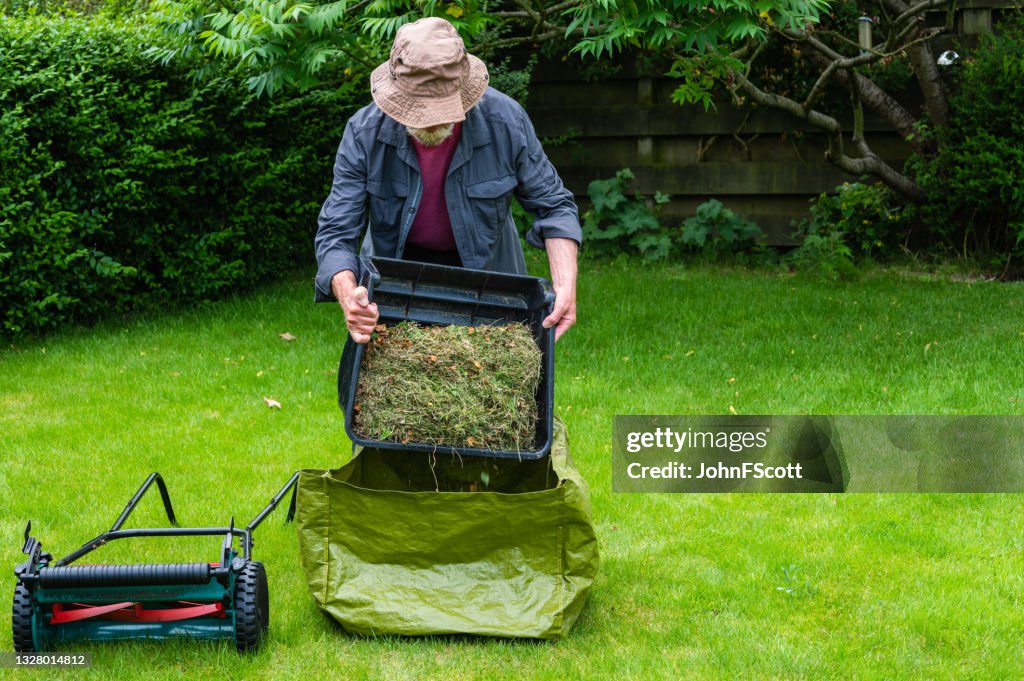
[{"left": 406, "top": 123, "right": 455, "bottom": 146}]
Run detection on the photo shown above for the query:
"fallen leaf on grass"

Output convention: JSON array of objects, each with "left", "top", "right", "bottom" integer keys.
[
  {"left": 728, "top": 405, "right": 737, "bottom": 415},
  {"left": 279, "top": 332, "right": 297, "bottom": 342},
  {"left": 263, "top": 397, "right": 282, "bottom": 409}
]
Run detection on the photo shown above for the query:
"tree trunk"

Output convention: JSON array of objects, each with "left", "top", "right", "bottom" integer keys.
[
  {"left": 882, "top": 0, "right": 951, "bottom": 128},
  {"left": 907, "top": 41, "right": 950, "bottom": 127}
]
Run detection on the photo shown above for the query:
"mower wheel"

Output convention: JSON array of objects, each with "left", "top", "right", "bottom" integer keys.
[
  {"left": 12, "top": 582, "right": 35, "bottom": 653},
  {"left": 234, "top": 560, "right": 269, "bottom": 652}
]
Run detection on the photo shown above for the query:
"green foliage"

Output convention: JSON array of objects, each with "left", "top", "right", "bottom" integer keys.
[
  {"left": 794, "top": 182, "right": 909, "bottom": 258},
  {"left": 567, "top": 0, "right": 828, "bottom": 59},
  {"left": 486, "top": 54, "right": 537, "bottom": 107},
  {"left": 148, "top": 0, "right": 502, "bottom": 97},
  {"left": 680, "top": 199, "right": 763, "bottom": 256},
  {"left": 666, "top": 53, "right": 743, "bottom": 112},
  {"left": 582, "top": 174, "right": 764, "bottom": 261},
  {"left": 911, "top": 13, "right": 1024, "bottom": 263},
  {"left": 784, "top": 181, "right": 908, "bottom": 280},
  {"left": 776, "top": 564, "right": 817, "bottom": 599},
  {"left": 567, "top": 0, "right": 830, "bottom": 106},
  {"left": 0, "top": 0, "right": 144, "bottom": 18},
  {"left": 581, "top": 169, "right": 673, "bottom": 260},
  {"left": 146, "top": 0, "right": 381, "bottom": 96},
  {"left": 785, "top": 229, "right": 856, "bottom": 281},
  {"left": 0, "top": 15, "right": 364, "bottom": 337}
]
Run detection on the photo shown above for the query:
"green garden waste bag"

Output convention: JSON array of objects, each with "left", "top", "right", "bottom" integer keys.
[{"left": 295, "top": 419, "right": 598, "bottom": 639}]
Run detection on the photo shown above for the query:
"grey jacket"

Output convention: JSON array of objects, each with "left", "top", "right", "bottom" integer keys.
[{"left": 314, "top": 87, "right": 581, "bottom": 301}]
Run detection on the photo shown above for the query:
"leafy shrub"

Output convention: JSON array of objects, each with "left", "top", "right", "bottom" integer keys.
[
  {"left": 911, "top": 13, "right": 1024, "bottom": 262},
  {"left": 486, "top": 54, "right": 537, "bottom": 107},
  {"left": 0, "top": 15, "right": 364, "bottom": 337},
  {"left": 793, "top": 182, "right": 909, "bottom": 258},
  {"left": 785, "top": 182, "right": 908, "bottom": 280},
  {"left": 580, "top": 171, "right": 765, "bottom": 261},
  {"left": 581, "top": 168, "right": 673, "bottom": 260},
  {"left": 785, "top": 229, "right": 857, "bottom": 281},
  {"left": 680, "top": 199, "right": 763, "bottom": 258}
]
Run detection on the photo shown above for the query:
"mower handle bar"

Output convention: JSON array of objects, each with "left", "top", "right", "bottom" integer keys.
[{"left": 42, "top": 472, "right": 300, "bottom": 569}]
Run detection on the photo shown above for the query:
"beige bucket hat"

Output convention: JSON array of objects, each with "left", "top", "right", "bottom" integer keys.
[{"left": 370, "top": 17, "right": 489, "bottom": 129}]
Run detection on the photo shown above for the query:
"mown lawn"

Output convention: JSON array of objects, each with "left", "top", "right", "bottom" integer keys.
[{"left": 2, "top": 256, "right": 1024, "bottom": 680}]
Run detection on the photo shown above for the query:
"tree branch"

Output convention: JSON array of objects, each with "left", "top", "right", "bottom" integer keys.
[
  {"left": 802, "top": 48, "right": 919, "bottom": 143},
  {"left": 743, "top": 38, "right": 769, "bottom": 76},
  {"left": 891, "top": 0, "right": 952, "bottom": 27},
  {"left": 478, "top": 27, "right": 575, "bottom": 51},
  {"left": 729, "top": 68, "right": 841, "bottom": 134},
  {"left": 802, "top": 58, "right": 840, "bottom": 111},
  {"left": 848, "top": 62, "right": 866, "bottom": 144},
  {"left": 729, "top": 60, "right": 926, "bottom": 202},
  {"left": 826, "top": 140, "right": 927, "bottom": 202},
  {"left": 732, "top": 112, "right": 759, "bottom": 161},
  {"left": 545, "top": 0, "right": 579, "bottom": 14}
]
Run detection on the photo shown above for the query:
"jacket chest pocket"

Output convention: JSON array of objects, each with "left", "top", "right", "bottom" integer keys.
[
  {"left": 465, "top": 175, "right": 517, "bottom": 230},
  {"left": 366, "top": 179, "right": 409, "bottom": 232}
]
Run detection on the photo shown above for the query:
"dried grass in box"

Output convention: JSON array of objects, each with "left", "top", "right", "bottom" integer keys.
[{"left": 352, "top": 321, "right": 542, "bottom": 451}]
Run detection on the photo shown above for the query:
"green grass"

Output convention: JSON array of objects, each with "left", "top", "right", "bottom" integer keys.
[{"left": 3, "top": 256, "right": 1024, "bottom": 680}]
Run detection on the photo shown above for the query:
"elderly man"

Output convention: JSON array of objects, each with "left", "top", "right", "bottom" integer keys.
[{"left": 315, "top": 17, "right": 581, "bottom": 344}]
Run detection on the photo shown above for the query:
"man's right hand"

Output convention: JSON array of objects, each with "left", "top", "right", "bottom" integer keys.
[{"left": 331, "top": 270, "right": 379, "bottom": 344}]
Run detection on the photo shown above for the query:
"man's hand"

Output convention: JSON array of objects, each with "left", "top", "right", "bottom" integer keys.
[
  {"left": 331, "top": 270, "right": 379, "bottom": 344},
  {"left": 542, "top": 237, "right": 578, "bottom": 341}
]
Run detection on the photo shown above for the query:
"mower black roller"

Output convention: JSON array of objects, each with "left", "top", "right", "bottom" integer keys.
[{"left": 12, "top": 472, "right": 298, "bottom": 653}]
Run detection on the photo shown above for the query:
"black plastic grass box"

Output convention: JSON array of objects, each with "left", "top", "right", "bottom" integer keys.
[{"left": 337, "top": 256, "right": 556, "bottom": 460}]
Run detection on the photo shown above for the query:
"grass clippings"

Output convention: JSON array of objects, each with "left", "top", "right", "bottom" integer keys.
[{"left": 353, "top": 321, "right": 542, "bottom": 451}]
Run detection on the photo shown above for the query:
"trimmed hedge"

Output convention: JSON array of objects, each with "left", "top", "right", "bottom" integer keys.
[{"left": 0, "top": 15, "right": 365, "bottom": 337}]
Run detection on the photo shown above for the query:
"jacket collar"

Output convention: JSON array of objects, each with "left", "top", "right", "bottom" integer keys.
[{"left": 375, "top": 98, "right": 492, "bottom": 173}]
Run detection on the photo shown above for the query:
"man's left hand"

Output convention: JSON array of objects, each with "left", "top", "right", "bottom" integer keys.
[
  {"left": 543, "top": 283, "right": 577, "bottom": 341},
  {"left": 542, "top": 237, "right": 579, "bottom": 341}
]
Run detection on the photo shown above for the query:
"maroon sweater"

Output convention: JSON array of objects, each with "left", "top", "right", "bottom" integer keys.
[{"left": 406, "top": 123, "right": 462, "bottom": 251}]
